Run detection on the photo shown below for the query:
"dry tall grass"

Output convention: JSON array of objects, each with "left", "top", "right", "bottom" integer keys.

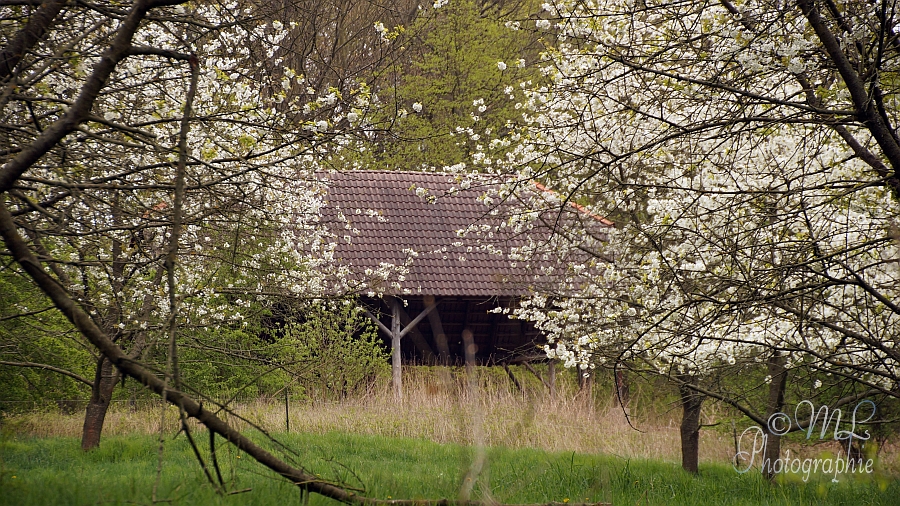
[
  {"left": 6, "top": 366, "right": 900, "bottom": 482},
  {"left": 2, "top": 366, "right": 745, "bottom": 465}
]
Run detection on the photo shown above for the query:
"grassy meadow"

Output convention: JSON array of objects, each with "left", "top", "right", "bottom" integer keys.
[
  {"left": 2, "top": 432, "right": 898, "bottom": 506},
  {"left": 2, "top": 367, "right": 899, "bottom": 505}
]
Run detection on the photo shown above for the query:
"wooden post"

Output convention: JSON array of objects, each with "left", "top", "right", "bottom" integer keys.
[
  {"left": 485, "top": 311, "right": 500, "bottom": 360},
  {"left": 391, "top": 298, "right": 402, "bottom": 398},
  {"left": 548, "top": 360, "right": 556, "bottom": 398},
  {"left": 462, "top": 328, "right": 475, "bottom": 378},
  {"left": 398, "top": 305, "right": 435, "bottom": 361},
  {"left": 423, "top": 295, "right": 450, "bottom": 363},
  {"left": 363, "top": 300, "right": 436, "bottom": 396},
  {"left": 284, "top": 387, "right": 290, "bottom": 432},
  {"left": 503, "top": 363, "right": 524, "bottom": 392}
]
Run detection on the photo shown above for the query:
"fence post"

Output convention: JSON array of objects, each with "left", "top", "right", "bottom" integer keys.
[{"left": 284, "top": 388, "right": 290, "bottom": 433}]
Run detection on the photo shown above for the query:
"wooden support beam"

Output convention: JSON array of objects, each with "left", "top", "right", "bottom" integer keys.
[
  {"left": 462, "top": 328, "right": 475, "bottom": 378},
  {"left": 505, "top": 353, "right": 547, "bottom": 364},
  {"left": 522, "top": 361, "right": 550, "bottom": 390},
  {"left": 461, "top": 300, "right": 476, "bottom": 375},
  {"left": 462, "top": 300, "right": 472, "bottom": 330},
  {"left": 485, "top": 309, "right": 500, "bottom": 361},
  {"left": 503, "top": 363, "right": 524, "bottom": 393},
  {"left": 362, "top": 308, "right": 391, "bottom": 337},
  {"left": 399, "top": 302, "right": 435, "bottom": 339},
  {"left": 391, "top": 298, "right": 402, "bottom": 398},
  {"left": 365, "top": 303, "right": 435, "bottom": 339},
  {"left": 398, "top": 306, "right": 435, "bottom": 361},
  {"left": 367, "top": 299, "right": 438, "bottom": 385},
  {"left": 423, "top": 295, "right": 450, "bottom": 362}
]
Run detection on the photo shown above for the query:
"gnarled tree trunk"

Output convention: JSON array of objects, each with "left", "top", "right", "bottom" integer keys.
[
  {"left": 762, "top": 351, "right": 789, "bottom": 481},
  {"left": 678, "top": 379, "right": 705, "bottom": 474},
  {"left": 81, "top": 356, "right": 120, "bottom": 450}
]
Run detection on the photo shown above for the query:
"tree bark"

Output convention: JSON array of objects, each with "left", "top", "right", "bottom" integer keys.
[
  {"left": 578, "top": 368, "right": 593, "bottom": 399},
  {"left": 81, "top": 356, "right": 120, "bottom": 450},
  {"left": 678, "top": 379, "right": 705, "bottom": 474},
  {"left": 762, "top": 351, "right": 789, "bottom": 481},
  {"left": 0, "top": 0, "right": 67, "bottom": 80},
  {"left": 797, "top": 0, "right": 900, "bottom": 196}
]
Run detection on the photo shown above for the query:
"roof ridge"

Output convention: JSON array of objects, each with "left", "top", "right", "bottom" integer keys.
[
  {"left": 323, "top": 169, "right": 498, "bottom": 179},
  {"left": 325, "top": 169, "right": 456, "bottom": 174}
]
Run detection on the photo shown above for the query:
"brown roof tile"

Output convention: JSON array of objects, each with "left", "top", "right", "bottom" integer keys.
[
  {"left": 322, "top": 171, "right": 524, "bottom": 296},
  {"left": 322, "top": 170, "right": 610, "bottom": 298}
]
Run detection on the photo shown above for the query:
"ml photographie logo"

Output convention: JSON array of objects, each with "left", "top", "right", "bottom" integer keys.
[{"left": 733, "top": 399, "right": 876, "bottom": 482}]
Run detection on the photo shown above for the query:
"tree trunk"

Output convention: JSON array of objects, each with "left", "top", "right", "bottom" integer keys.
[
  {"left": 81, "top": 356, "right": 119, "bottom": 450},
  {"left": 678, "top": 380, "right": 705, "bottom": 474},
  {"left": 577, "top": 367, "right": 593, "bottom": 399},
  {"left": 762, "top": 351, "right": 789, "bottom": 481}
]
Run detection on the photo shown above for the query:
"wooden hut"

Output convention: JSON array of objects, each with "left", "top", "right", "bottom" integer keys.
[{"left": 321, "top": 170, "right": 609, "bottom": 395}]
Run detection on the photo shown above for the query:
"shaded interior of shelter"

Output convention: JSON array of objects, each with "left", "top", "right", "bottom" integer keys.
[{"left": 362, "top": 296, "right": 545, "bottom": 365}]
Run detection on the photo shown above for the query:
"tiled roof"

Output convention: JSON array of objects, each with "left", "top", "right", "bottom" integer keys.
[{"left": 321, "top": 170, "right": 609, "bottom": 297}]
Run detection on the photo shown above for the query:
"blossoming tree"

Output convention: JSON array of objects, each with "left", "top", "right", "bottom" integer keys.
[
  {"left": 469, "top": 0, "right": 900, "bottom": 473},
  {"left": 0, "top": 3, "right": 406, "bottom": 501}
]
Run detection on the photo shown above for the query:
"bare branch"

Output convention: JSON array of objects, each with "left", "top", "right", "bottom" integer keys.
[
  {"left": 0, "top": 0, "right": 67, "bottom": 80},
  {"left": 0, "top": 0, "right": 154, "bottom": 193},
  {"left": 0, "top": 360, "right": 93, "bottom": 386},
  {"left": 797, "top": 0, "right": 900, "bottom": 195},
  {"left": 126, "top": 45, "right": 191, "bottom": 60}
]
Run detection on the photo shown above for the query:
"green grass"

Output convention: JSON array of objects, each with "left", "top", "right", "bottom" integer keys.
[{"left": 1, "top": 432, "right": 897, "bottom": 505}]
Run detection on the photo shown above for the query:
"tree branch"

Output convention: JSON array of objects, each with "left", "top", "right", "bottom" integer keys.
[
  {"left": 126, "top": 45, "right": 191, "bottom": 60},
  {"left": 0, "top": 305, "right": 54, "bottom": 321},
  {"left": 0, "top": 0, "right": 153, "bottom": 193},
  {"left": 797, "top": 0, "right": 900, "bottom": 196},
  {"left": 0, "top": 360, "right": 93, "bottom": 386},
  {"left": 0, "top": 0, "right": 67, "bottom": 81}
]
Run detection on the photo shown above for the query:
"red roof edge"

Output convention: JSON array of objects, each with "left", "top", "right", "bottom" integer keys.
[{"left": 530, "top": 180, "right": 615, "bottom": 226}]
